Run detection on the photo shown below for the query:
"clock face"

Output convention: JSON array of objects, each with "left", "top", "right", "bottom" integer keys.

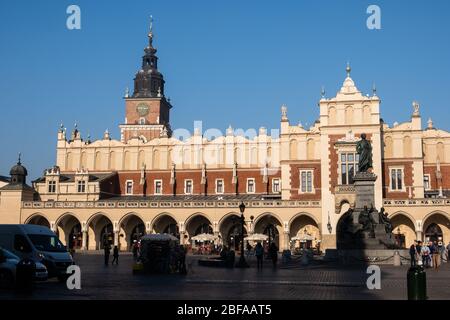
[{"left": 136, "top": 103, "right": 149, "bottom": 116}]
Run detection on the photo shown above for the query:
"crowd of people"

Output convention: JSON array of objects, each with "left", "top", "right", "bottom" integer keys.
[{"left": 409, "top": 240, "right": 450, "bottom": 269}]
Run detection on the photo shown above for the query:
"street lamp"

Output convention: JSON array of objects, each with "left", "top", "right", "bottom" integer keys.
[{"left": 236, "top": 202, "right": 249, "bottom": 268}]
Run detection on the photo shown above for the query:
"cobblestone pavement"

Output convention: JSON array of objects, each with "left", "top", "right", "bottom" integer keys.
[{"left": 1, "top": 253, "right": 449, "bottom": 300}]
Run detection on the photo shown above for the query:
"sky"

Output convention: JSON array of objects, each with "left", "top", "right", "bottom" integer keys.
[{"left": 0, "top": 0, "right": 449, "bottom": 180}]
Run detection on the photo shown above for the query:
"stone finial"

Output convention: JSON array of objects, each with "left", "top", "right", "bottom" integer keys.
[
  {"left": 393, "top": 121, "right": 399, "bottom": 127},
  {"left": 412, "top": 101, "right": 420, "bottom": 116},
  {"left": 298, "top": 121, "right": 303, "bottom": 128},
  {"left": 372, "top": 83, "right": 377, "bottom": 96},
  {"left": 194, "top": 127, "right": 201, "bottom": 136},
  {"left": 124, "top": 87, "right": 130, "bottom": 98},
  {"left": 427, "top": 118, "right": 434, "bottom": 130},
  {"left": 259, "top": 127, "right": 267, "bottom": 135},
  {"left": 346, "top": 62, "right": 351, "bottom": 77},
  {"left": 281, "top": 104, "right": 288, "bottom": 121},
  {"left": 321, "top": 86, "right": 326, "bottom": 99},
  {"left": 103, "top": 129, "right": 110, "bottom": 140},
  {"left": 226, "top": 125, "right": 234, "bottom": 136}
]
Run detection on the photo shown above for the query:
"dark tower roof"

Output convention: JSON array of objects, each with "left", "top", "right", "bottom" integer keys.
[
  {"left": 9, "top": 153, "right": 28, "bottom": 185},
  {"left": 133, "top": 16, "right": 165, "bottom": 98}
]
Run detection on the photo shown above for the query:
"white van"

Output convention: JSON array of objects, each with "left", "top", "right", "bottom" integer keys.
[{"left": 0, "top": 225, "right": 73, "bottom": 280}]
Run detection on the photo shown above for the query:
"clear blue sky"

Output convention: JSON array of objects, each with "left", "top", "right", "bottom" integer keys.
[{"left": 1, "top": 0, "right": 449, "bottom": 180}]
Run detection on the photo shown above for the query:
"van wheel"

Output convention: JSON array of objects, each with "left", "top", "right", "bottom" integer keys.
[{"left": 0, "top": 270, "right": 14, "bottom": 289}]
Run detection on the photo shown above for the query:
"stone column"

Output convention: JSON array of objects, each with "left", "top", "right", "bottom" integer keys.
[
  {"left": 81, "top": 231, "right": 88, "bottom": 250},
  {"left": 416, "top": 230, "right": 423, "bottom": 242},
  {"left": 180, "top": 231, "right": 186, "bottom": 245},
  {"left": 283, "top": 232, "right": 290, "bottom": 251},
  {"left": 114, "top": 231, "right": 119, "bottom": 247}
]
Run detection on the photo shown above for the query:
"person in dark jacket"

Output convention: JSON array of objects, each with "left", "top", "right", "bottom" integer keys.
[
  {"left": 269, "top": 243, "right": 278, "bottom": 268},
  {"left": 104, "top": 243, "right": 111, "bottom": 266},
  {"left": 409, "top": 242, "right": 417, "bottom": 267},
  {"left": 112, "top": 245, "right": 119, "bottom": 265},
  {"left": 255, "top": 242, "right": 264, "bottom": 270}
]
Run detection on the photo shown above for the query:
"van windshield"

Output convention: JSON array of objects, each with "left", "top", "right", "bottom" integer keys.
[{"left": 27, "top": 234, "right": 67, "bottom": 253}]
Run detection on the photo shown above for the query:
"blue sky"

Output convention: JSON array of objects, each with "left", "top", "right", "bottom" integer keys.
[{"left": 1, "top": 0, "right": 449, "bottom": 180}]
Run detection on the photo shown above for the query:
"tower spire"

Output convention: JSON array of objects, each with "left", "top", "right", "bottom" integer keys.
[{"left": 148, "top": 15, "right": 154, "bottom": 48}]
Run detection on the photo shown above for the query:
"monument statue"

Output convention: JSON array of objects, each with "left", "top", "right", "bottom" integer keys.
[
  {"left": 378, "top": 207, "right": 393, "bottom": 234},
  {"left": 356, "top": 133, "right": 373, "bottom": 173}
]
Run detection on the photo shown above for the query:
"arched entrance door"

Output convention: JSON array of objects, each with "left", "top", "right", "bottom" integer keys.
[
  {"left": 227, "top": 223, "right": 248, "bottom": 251},
  {"left": 27, "top": 215, "right": 51, "bottom": 229},
  {"left": 152, "top": 214, "right": 180, "bottom": 239},
  {"left": 425, "top": 223, "right": 443, "bottom": 243},
  {"left": 119, "top": 214, "right": 145, "bottom": 250},
  {"left": 56, "top": 214, "right": 82, "bottom": 250},
  {"left": 87, "top": 214, "right": 113, "bottom": 250}
]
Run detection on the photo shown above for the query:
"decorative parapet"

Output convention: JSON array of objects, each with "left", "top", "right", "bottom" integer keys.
[
  {"left": 22, "top": 199, "right": 321, "bottom": 209},
  {"left": 383, "top": 199, "right": 450, "bottom": 206}
]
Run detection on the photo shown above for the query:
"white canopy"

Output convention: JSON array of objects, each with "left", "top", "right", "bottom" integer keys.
[
  {"left": 191, "top": 233, "right": 217, "bottom": 242},
  {"left": 291, "top": 234, "right": 315, "bottom": 241},
  {"left": 244, "top": 233, "right": 268, "bottom": 241}
]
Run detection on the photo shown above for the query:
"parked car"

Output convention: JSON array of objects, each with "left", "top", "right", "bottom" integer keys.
[
  {"left": 0, "top": 225, "right": 73, "bottom": 281},
  {"left": 0, "top": 247, "right": 48, "bottom": 288}
]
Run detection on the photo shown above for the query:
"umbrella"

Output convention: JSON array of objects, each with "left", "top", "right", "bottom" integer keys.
[
  {"left": 191, "top": 233, "right": 217, "bottom": 242},
  {"left": 244, "top": 233, "right": 268, "bottom": 241}
]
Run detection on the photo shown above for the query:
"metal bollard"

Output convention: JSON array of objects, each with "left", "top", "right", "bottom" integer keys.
[{"left": 407, "top": 262, "right": 427, "bottom": 300}]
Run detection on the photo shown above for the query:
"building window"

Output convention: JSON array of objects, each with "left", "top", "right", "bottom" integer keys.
[
  {"left": 390, "top": 168, "right": 404, "bottom": 191},
  {"left": 139, "top": 117, "right": 145, "bottom": 125},
  {"left": 184, "top": 179, "right": 193, "bottom": 194},
  {"left": 272, "top": 179, "right": 281, "bottom": 193},
  {"left": 154, "top": 180, "right": 162, "bottom": 195},
  {"left": 423, "top": 175, "right": 431, "bottom": 191},
  {"left": 300, "top": 170, "right": 314, "bottom": 193},
  {"left": 340, "top": 152, "right": 359, "bottom": 185},
  {"left": 77, "top": 180, "right": 86, "bottom": 193},
  {"left": 216, "top": 179, "right": 224, "bottom": 194},
  {"left": 125, "top": 180, "right": 133, "bottom": 195},
  {"left": 247, "top": 178, "right": 255, "bottom": 194},
  {"left": 48, "top": 181, "right": 56, "bottom": 193}
]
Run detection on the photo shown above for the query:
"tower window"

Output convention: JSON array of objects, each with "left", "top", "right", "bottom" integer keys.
[
  {"left": 247, "top": 178, "right": 255, "bottom": 194},
  {"left": 390, "top": 168, "right": 404, "bottom": 191},
  {"left": 125, "top": 180, "right": 133, "bottom": 195},
  {"left": 340, "top": 152, "right": 359, "bottom": 185},
  {"left": 272, "top": 179, "right": 281, "bottom": 193},
  {"left": 184, "top": 180, "right": 193, "bottom": 194},
  {"left": 48, "top": 181, "right": 56, "bottom": 193},
  {"left": 139, "top": 118, "right": 146, "bottom": 125},
  {"left": 154, "top": 180, "right": 163, "bottom": 195},
  {"left": 300, "top": 170, "right": 314, "bottom": 193},
  {"left": 77, "top": 180, "right": 86, "bottom": 193},
  {"left": 216, "top": 179, "right": 224, "bottom": 194}
]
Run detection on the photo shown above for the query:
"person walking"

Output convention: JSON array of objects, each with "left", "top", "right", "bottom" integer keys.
[
  {"left": 421, "top": 243, "right": 430, "bottom": 268},
  {"left": 269, "top": 242, "right": 278, "bottom": 268},
  {"left": 132, "top": 240, "right": 139, "bottom": 261},
  {"left": 255, "top": 242, "right": 264, "bottom": 270},
  {"left": 431, "top": 241, "right": 440, "bottom": 270},
  {"left": 111, "top": 245, "right": 119, "bottom": 265},
  {"left": 104, "top": 243, "right": 111, "bottom": 266},
  {"left": 409, "top": 242, "right": 417, "bottom": 267}
]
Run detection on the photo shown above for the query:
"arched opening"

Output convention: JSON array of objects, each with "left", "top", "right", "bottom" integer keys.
[
  {"left": 119, "top": 214, "right": 145, "bottom": 251},
  {"left": 185, "top": 214, "right": 213, "bottom": 239},
  {"left": 390, "top": 213, "right": 416, "bottom": 248},
  {"left": 87, "top": 214, "right": 113, "bottom": 250},
  {"left": 56, "top": 214, "right": 82, "bottom": 250},
  {"left": 152, "top": 214, "right": 179, "bottom": 238},
  {"left": 289, "top": 214, "right": 320, "bottom": 252},
  {"left": 253, "top": 214, "right": 283, "bottom": 250},
  {"left": 423, "top": 212, "right": 450, "bottom": 244},
  {"left": 27, "top": 214, "right": 51, "bottom": 229},
  {"left": 219, "top": 213, "right": 246, "bottom": 251}
]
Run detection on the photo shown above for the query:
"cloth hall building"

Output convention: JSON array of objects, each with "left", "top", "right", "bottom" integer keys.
[{"left": 1, "top": 24, "right": 449, "bottom": 252}]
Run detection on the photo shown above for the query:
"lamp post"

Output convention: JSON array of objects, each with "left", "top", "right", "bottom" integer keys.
[{"left": 236, "top": 202, "right": 249, "bottom": 268}]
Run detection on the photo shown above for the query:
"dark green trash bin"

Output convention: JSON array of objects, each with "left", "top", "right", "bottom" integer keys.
[{"left": 407, "top": 265, "right": 427, "bottom": 300}]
